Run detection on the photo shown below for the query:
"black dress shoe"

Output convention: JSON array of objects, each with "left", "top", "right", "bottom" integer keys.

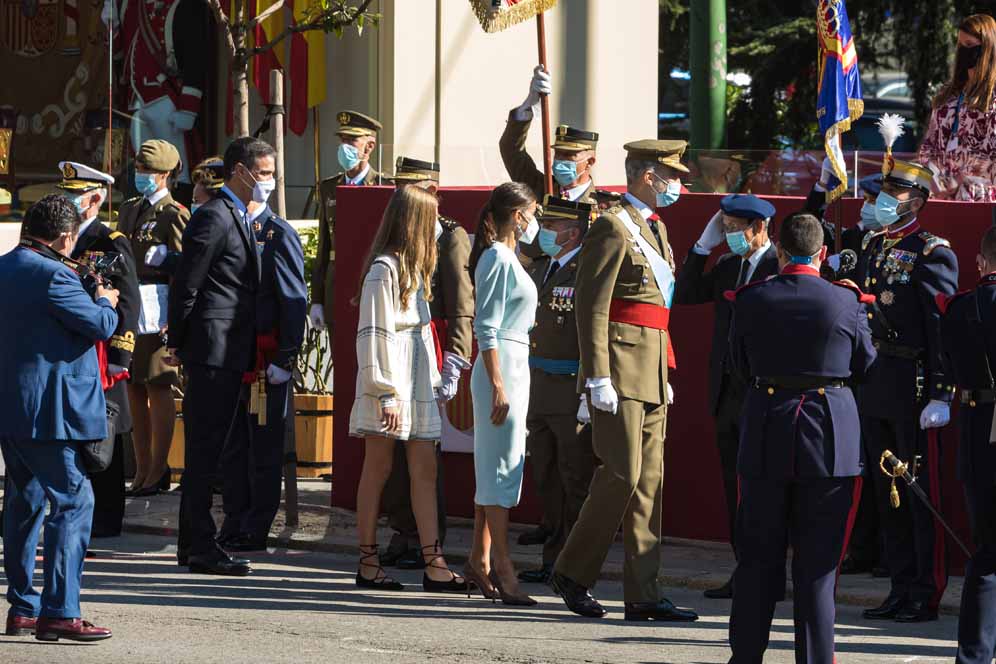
[
  {"left": 703, "top": 579, "right": 733, "bottom": 599},
  {"left": 517, "top": 525, "right": 551, "bottom": 547},
  {"left": 839, "top": 556, "right": 875, "bottom": 575},
  {"left": 518, "top": 565, "right": 553, "bottom": 584},
  {"left": 395, "top": 547, "right": 426, "bottom": 570},
  {"left": 895, "top": 600, "right": 938, "bottom": 623},
  {"left": 624, "top": 598, "right": 699, "bottom": 622},
  {"left": 550, "top": 571, "right": 606, "bottom": 618},
  {"left": 863, "top": 595, "right": 906, "bottom": 620},
  {"left": 224, "top": 535, "right": 268, "bottom": 553},
  {"left": 177, "top": 553, "right": 189, "bottom": 567},
  {"left": 188, "top": 548, "right": 252, "bottom": 576}
]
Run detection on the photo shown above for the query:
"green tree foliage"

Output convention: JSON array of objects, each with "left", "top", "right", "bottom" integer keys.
[{"left": 660, "top": 0, "right": 985, "bottom": 148}]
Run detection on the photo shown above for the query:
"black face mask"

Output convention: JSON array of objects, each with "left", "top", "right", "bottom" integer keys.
[{"left": 957, "top": 44, "right": 984, "bottom": 74}]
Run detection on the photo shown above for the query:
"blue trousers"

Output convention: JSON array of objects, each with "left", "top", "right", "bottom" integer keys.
[{"left": 1, "top": 437, "right": 94, "bottom": 619}]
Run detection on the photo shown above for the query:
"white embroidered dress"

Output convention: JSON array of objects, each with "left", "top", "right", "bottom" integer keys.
[{"left": 349, "top": 254, "right": 442, "bottom": 441}]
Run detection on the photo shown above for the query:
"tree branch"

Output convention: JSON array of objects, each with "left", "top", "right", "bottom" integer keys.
[
  {"left": 250, "top": 0, "right": 378, "bottom": 56},
  {"left": 203, "top": 0, "right": 237, "bottom": 58}
]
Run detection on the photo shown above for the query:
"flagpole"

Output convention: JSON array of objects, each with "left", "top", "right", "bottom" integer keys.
[
  {"left": 536, "top": 13, "right": 553, "bottom": 196},
  {"left": 106, "top": 5, "right": 114, "bottom": 221}
]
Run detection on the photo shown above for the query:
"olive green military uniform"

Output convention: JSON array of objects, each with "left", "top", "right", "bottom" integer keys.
[
  {"left": 117, "top": 192, "right": 188, "bottom": 386},
  {"left": 554, "top": 141, "right": 688, "bottom": 603},
  {"left": 524, "top": 208, "right": 596, "bottom": 569}
]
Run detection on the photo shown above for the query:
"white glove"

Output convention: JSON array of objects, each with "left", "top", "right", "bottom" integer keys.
[
  {"left": 170, "top": 110, "right": 197, "bottom": 133},
  {"left": 666, "top": 382, "right": 674, "bottom": 405},
  {"left": 309, "top": 304, "right": 326, "bottom": 330},
  {"left": 577, "top": 394, "right": 591, "bottom": 424},
  {"left": 919, "top": 399, "right": 951, "bottom": 430},
  {"left": 589, "top": 380, "right": 618, "bottom": 415},
  {"left": 695, "top": 210, "right": 725, "bottom": 253},
  {"left": 517, "top": 65, "right": 552, "bottom": 116},
  {"left": 145, "top": 244, "right": 168, "bottom": 267},
  {"left": 438, "top": 352, "right": 471, "bottom": 402},
  {"left": 101, "top": 0, "right": 117, "bottom": 27},
  {"left": 826, "top": 254, "right": 841, "bottom": 273},
  {"left": 266, "top": 364, "right": 292, "bottom": 385}
]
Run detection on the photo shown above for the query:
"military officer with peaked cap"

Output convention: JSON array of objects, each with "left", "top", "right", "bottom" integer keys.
[
  {"left": 57, "top": 161, "right": 141, "bottom": 536},
  {"left": 857, "top": 158, "right": 959, "bottom": 623},
  {"left": 309, "top": 111, "right": 383, "bottom": 335},
  {"left": 378, "top": 156, "right": 474, "bottom": 568},
  {"left": 550, "top": 139, "right": 697, "bottom": 622}
]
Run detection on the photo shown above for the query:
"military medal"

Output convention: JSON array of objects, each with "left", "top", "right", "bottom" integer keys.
[
  {"left": 880, "top": 290, "right": 896, "bottom": 306},
  {"left": 253, "top": 222, "right": 262, "bottom": 233},
  {"left": 266, "top": 229, "right": 275, "bottom": 240}
]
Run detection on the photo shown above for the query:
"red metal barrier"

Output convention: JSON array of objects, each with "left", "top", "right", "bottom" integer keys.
[{"left": 333, "top": 186, "right": 994, "bottom": 564}]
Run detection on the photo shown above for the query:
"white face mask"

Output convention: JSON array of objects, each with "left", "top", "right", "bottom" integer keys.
[
  {"left": 240, "top": 165, "right": 276, "bottom": 204},
  {"left": 518, "top": 213, "right": 539, "bottom": 245},
  {"left": 435, "top": 219, "right": 443, "bottom": 241}
]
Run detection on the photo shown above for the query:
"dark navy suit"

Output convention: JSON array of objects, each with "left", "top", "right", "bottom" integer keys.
[
  {"left": 855, "top": 224, "right": 958, "bottom": 611},
  {"left": 727, "top": 265, "right": 876, "bottom": 664},
  {"left": 938, "top": 273, "right": 996, "bottom": 663},
  {"left": 219, "top": 206, "right": 307, "bottom": 542},
  {"left": 0, "top": 242, "right": 117, "bottom": 620}
]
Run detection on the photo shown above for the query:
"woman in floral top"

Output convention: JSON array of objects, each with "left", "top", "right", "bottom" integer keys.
[{"left": 918, "top": 14, "right": 996, "bottom": 202}]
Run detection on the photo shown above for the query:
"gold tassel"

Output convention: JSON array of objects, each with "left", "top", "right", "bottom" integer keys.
[
  {"left": 889, "top": 478, "right": 900, "bottom": 509},
  {"left": 249, "top": 380, "right": 259, "bottom": 416},
  {"left": 469, "top": 0, "right": 558, "bottom": 33},
  {"left": 256, "top": 372, "right": 267, "bottom": 426}
]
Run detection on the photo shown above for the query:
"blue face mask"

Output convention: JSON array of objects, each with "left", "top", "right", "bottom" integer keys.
[
  {"left": 338, "top": 143, "right": 361, "bottom": 171},
  {"left": 553, "top": 160, "right": 579, "bottom": 187},
  {"left": 190, "top": 203, "right": 202, "bottom": 214},
  {"left": 875, "top": 191, "right": 909, "bottom": 226},
  {"left": 538, "top": 227, "right": 563, "bottom": 257},
  {"left": 726, "top": 230, "right": 751, "bottom": 256},
  {"left": 860, "top": 201, "right": 883, "bottom": 230},
  {"left": 655, "top": 178, "right": 681, "bottom": 208},
  {"left": 69, "top": 194, "right": 87, "bottom": 215},
  {"left": 134, "top": 173, "right": 159, "bottom": 197}
]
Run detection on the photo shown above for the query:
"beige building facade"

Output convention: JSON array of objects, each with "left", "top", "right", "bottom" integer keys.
[{"left": 228, "top": 0, "right": 660, "bottom": 217}]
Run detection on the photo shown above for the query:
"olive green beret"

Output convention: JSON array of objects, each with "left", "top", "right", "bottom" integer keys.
[{"left": 136, "top": 139, "right": 181, "bottom": 173}]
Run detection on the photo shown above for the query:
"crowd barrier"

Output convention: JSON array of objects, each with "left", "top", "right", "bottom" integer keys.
[{"left": 334, "top": 186, "right": 995, "bottom": 567}]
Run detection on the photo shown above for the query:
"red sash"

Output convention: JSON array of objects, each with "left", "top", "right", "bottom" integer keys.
[
  {"left": 429, "top": 318, "right": 448, "bottom": 372},
  {"left": 242, "top": 331, "right": 279, "bottom": 384},
  {"left": 608, "top": 299, "right": 676, "bottom": 370}
]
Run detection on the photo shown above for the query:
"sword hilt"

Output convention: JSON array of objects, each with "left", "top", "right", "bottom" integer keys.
[{"left": 880, "top": 450, "right": 907, "bottom": 509}]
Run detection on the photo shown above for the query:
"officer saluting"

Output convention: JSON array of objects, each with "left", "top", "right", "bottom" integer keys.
[
  {"left": 309, "top": 111, "right": 382, "bottom": 335},
  {"left": 858, "top": 155, "right": 959, "bottom": 623},
  {"left": 379, "top": 157, "right": 474, "bottom": 568},
  {"left": 517, "top": 195, "right": 597, "bottom": 584},
  {"left": 551, "top": 140, "right": 696, "bottom": 622},
  {"left": 726, "top": 212, "right": 877, "bottom": 663},
  {"left": 57, "top": 161, "right": 140, "bottom": 537},
  {"left": 938, "top": 226, "right": 996, "bottom": 664}
]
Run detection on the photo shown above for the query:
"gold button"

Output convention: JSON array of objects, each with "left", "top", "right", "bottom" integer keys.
[
  {"left": 767, "top": 387, "right": 775, "bottom": 395},
  {"left": 936, "top": 383, "right": 942, "bottom": 389},
  {"left": 871, "top": 278, "right": 877, "bottom": 285},
  {"left": 818, "top": 388, "right": 826, "bottom": 396},
  {"left": 867, "top": 313, "right": 874, "bottom": 320},
  {"left": 615, "top": 335, "right": 622, "bottom": 341},
  {"left": 971, "top": 400, "right": 978, "bottom": 408}
]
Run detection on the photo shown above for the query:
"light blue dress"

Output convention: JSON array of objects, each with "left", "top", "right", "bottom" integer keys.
[{"left": 470, "top": 243, "right": 538, "bottom": 508}]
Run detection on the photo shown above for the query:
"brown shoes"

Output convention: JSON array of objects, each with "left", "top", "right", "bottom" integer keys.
[
  {"left": 34, "top": 618, "right": 112, "bottom": 642},
  {"left": 5, "top": 613, "right": 37, "bottom": 636}
]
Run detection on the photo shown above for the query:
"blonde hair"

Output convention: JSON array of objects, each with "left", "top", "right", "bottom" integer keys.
[
  {"left": 353, "top": 186, "right": 438, "bottom": 308},
  {"left": 935, "top": 14, "right": 996, "bottom": 112}
]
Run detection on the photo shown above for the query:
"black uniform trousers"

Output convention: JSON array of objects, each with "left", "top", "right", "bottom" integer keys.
[
  {"left": 845, "top": 422, "right": 883, "bottom": 566},
  {"left": 178, "top": 364, "right": 247, "bottom": 557},
  {"left": 90, "top": 382, "right": 129, "bottom": 538},
  {"left": 382, "top": 443, "right": 447, "bottom": 550},
  {"left": 220, "top": 382, "right": 291, "bottom": 541},
  {"left": 714, "top": 379, "right": 744, "bottom": 552},
  {"left": 730, "top": 476, "right": 860, "bottom": 664},
  {"left": 956, "top": 404, "right": 996, "bottom": 664},
  {"left": 863, "top": 415, "right": 948, "bottom": 608}
]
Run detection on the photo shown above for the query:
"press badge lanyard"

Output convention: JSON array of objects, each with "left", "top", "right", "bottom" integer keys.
[{"left": 948, "top": 93, "right": 965, "bottom": 151}]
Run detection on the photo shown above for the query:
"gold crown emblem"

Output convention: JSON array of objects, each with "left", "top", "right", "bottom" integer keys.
[
  {"left": 62, "top": 163, "right": 77, "bottom": 179},
  {"left": 338, "top": 112, "right": 351, "bottom": 126},
  {"left": 556, "top": 125, "right": 568, "bottom": 137}
]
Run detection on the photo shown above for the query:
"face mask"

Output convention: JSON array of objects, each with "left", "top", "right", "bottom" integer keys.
[
  {"left": 70, "top": 194, "right": 88, "bottom": 215},
  {"left": 958, "top": 44, "right": 983, "bottom": 72},
  {"left": 859, "top": 201, "right": 882, "bottom": 230},
  {"left": 654, "top": 178, "right": 681, "bottom": 208},
  {"left": 240, "top": 166, "right": 275, "bottom": 204},
  {"left": 191, "top": 203, "right": 202, "bottom": 214},
  {"left": 519, "top": 213, "right": 539, "bottom": 245},
  {"left": 725, "top": 230, "right": 751, "bottom": 256},
  {"left": 338, "top": 143, "right": 361, "bottom": 171},
  {"left": 874, "top": 191, "right": 910, "bottom": 226},
  {"left": 553, "top": 160, "right": 579, "bottom": 187},
  {"left": 538, "top": 227, "right": 563, "bottom": 257},
  {"left": 434, "top": 219, "right": 443, "bottom": 241},
  {"left": 135, "top": 172, "right": 160, "bottom": 197}
]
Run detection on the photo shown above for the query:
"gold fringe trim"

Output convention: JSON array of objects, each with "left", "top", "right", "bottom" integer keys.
[
  {"left": 469, "top": 0, "right": 557, "bottom": 34},
  {"left": 823, "top": 98, "right": 864, "bottom": 204}
]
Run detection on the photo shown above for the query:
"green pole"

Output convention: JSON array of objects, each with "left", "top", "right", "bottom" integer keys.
[{"left": 689, "top": 0, "right": 727, "bottom": 149}]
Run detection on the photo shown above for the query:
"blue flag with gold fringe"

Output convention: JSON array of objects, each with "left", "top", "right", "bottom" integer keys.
[{"left": 817, "top": 0, "right": 864, "bottom": 202}]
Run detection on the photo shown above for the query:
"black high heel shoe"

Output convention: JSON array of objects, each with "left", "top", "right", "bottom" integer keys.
[
  {"left": 421, "top": 542, "right": 469, "bottom": 594},
  {"left": 355, "top": 544, "right": 404, "bottom": 591},
  {"left": 129, "top": 469, "right": 171, "bottom": 498}
]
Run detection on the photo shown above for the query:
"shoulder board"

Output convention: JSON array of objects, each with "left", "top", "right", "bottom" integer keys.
[
  {"left": 833, "top": 279, "right": 876, "bottom": 304},
  {"left": 123, "top": 195, "right": 142, "bottom": 206},
  {"left": 108, "top": 230, "right": 125, "bottom": 241},
  {"left": 438, "top": 216, "right": 459, "bottom": 231},
  {"left": 162, "top": 201, "right": 186, "bottom": 214},
  {"left": 321, "top": 173, "right": 345, "bottom": 186},
  {"left": 918, "top": 231, "right": 951, "bottom": 255},
  {"left": 723, "top": 275, "right": 773, "bottom": 302},
  {"left": 935, "top": 290, "right": 972, "bottom": 315},
  {"left": 861, "top": 230, "right": 880, "bottom": 251}
]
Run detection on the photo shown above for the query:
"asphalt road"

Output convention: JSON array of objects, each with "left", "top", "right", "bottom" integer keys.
[{"left": 0, "top": 534, "right": 960, "bottom": 663}]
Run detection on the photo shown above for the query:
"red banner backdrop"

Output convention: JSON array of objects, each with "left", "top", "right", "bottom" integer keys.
[{"left": 334, "top": 188, "right": 995, "bottom": 565}]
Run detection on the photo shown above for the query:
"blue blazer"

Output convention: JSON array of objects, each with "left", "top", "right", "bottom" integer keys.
[
  {"left": 0, "top": 245, "right": 118, "bottom": 440},
  {"left": 728, "top": 269, "right": 877, "bottom": 479},
  {"left": 255, "top": 207, "right": 307, "bottom": 371}
]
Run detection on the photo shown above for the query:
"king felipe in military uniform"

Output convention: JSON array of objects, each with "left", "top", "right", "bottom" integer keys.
[
  {"left": 857, "top": 157, "right": 959, "bottom": 623},
  {"left": 379, "top": 157, "right": 474, "bottom": 568},
  {"left": 550, "top": 140, "right": 697, "bottom": 622},
  {"left": 309, "top": 111, "right": 383, "bottom": 335},
  {"left": 57, "top": 161, "right": 141, "bottom": 537}
]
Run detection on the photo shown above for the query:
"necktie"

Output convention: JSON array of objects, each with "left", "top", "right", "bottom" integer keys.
[
  {"left": 543, "top": 260, "right": 560, "bottom": 287},
  {"left": 138, "top": 198, "right": 151, "bottom": 216},
  {"left": 736, "top": 258, "right": 750, "bottom": 288},
  {"left": 647, "top": 213, "right": 666, "bottom": 255}
]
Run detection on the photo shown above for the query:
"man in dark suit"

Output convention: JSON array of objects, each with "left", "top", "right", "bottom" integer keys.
[
  {"left": 726, "top": 212, "right": 877, "bottom": 663},
  {"left": 1, "top": 195, "right": 117, "bottom": 641},
  {"left": 218, "top": 201, "right": 307, "bottom": 552},
  {"left": 673, "top": 193, "right": 779, "bottom": 599},
  {"left": 57, "top": 161, "right": 141, "bottom": 539},
  {"left": 168, "top": 136, "right": 274, "bottom": 576}
]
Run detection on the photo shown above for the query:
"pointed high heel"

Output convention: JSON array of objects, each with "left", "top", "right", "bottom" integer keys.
[
  {"left": 488, "top": 569, "right": 537, "bottom": 607},
  {"left": 461, "top": 562, "right": 499, "bottom": 601},
  {"left": 421, "top": 542, "right": 469, "bottom": 594},
  {"left": 356, "top": 544, "right": 404, "bottom": 591}
]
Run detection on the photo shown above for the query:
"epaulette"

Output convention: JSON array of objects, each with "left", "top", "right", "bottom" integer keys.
[
  {"left": 163, "top": 201, "right": 186, "bottom": 215},
  {"left": 833, "top": 279, "right": 876, "bottom": 304},
  {"left": 935, "top": 290, "right": 971, "bottom": 315},
  {"left": 438, "top": 215, "right": 459, "bottom": 232},
  {"left": 861, "top": 230, "right": 881, "bottom": 251},
  {"left": 723, "top": 276, "right": 773, "bottom": 302},
  {"left": 108, "top": 230, "right": 125, "bottom": 241},
  {"left": 919, "top": 231, "right": 951, "bottom": 255}
]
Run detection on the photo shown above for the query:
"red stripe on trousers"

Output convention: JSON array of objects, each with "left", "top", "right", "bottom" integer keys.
[
  {"left": 927, "top": 430, "right": 947, "bottom": 610},
  {"left": 835, "top": 476, "right": 863, "bottom": 588}
]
